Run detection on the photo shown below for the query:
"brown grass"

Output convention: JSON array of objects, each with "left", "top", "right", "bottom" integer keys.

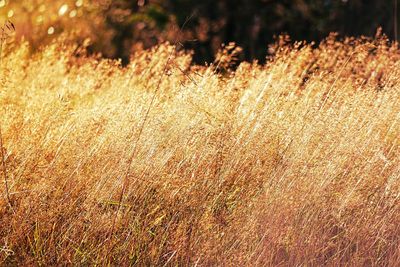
[{"left": 0, "top": 34, "right": 400, "bottom": 266}]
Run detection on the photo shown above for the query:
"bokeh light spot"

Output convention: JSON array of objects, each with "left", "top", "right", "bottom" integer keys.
[
  {"left": 0, "top": 0, "right": 6, "bottom": 8},
  {"left": 75, "top": 0, "right": 83, "bottom": 7},
  {"left": 58, "top": 4, "right": 68, "bottom": 16},
  {"left": 36, "top": 15, "right": 44, "bottom": 24},
  {"left": 48, "top": 26, "right": 55, "bottom": 35},
  {"left": 69, "top": 10, "right": 77, "bottom": 18},
  {"left": 39, "top": 4, "right": 46, "bottom": 13},
  {"left": 7, "top": 10, "right": 14, "bottom": 18}
]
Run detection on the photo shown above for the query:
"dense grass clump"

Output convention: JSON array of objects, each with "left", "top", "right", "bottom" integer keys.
[{"left": 0, "top": 35, "right": 400, "bottom": 266}]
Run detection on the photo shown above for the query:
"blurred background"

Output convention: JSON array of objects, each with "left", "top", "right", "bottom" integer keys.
[{"left": 0, "top": 0, "right": 398, "bottom": 63}]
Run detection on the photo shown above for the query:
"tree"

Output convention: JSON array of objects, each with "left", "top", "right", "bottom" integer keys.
[{"left": 2, "top": 0, "right": 398, "bottom": 63}]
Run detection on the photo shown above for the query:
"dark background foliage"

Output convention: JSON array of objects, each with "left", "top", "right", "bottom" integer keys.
[
  {"left": 3, "top": 0, "right": 399, "bottom": 63},
  {"left": 109, "top": 0, "right": 398, "bottom": 63}
]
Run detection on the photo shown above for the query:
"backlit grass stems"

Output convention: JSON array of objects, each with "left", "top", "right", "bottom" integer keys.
[
  {"left": 0, "top": 20, "right": 15, "bottom": 212},
  {"left": 0, "top": 34, "right": 399, "bottom": 265}
]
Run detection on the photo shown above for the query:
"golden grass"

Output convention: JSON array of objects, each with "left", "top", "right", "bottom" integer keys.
[{"left": 0, "top": 34, "right": 400, "bottom": 266}]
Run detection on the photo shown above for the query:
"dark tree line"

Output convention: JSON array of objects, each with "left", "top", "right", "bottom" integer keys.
[{"left": 101, "top": 0, "right": 399, "bottom": 63}]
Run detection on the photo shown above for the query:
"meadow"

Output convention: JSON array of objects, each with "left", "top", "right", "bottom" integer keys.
[{"left": 0, "top": 33, "right": 399, "bottom": 265}]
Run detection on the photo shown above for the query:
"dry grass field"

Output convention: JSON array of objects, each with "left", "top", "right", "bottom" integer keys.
[{"left": 0, "top": 33, "right": 400, "bottom": 265}]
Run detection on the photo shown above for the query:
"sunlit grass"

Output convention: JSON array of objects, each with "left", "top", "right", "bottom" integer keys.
[{"left": 0, "top": 34, "right": 399, "bottom": 265}]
